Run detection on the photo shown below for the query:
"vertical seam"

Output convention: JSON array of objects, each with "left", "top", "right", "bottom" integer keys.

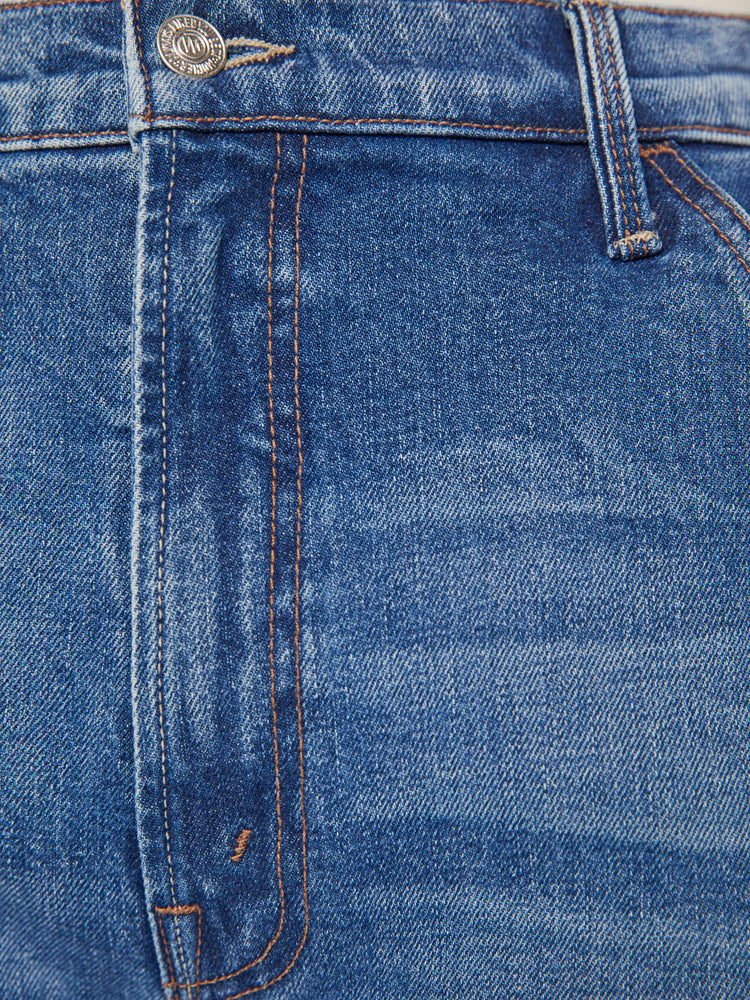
[
  {"left": 584, "top": 0, "right": 631, "bottom": 236},
  {"left": 219, "top": 131, "right": 311, "bottom": 1000},
  {"left": 265, "top": 128, "right": 287, "bottom": 958},
  {"left": 132, "top": 0, "right": 153, "bottom": 122},
  {"left": 170, "top": 135, "right": 287, "bottom": 992},
  {"left": 156, "top": 128, "right": 193, "bottom": 1000},
  {"left": 155, "top": 906, "right": 203, "bottom": 999},
  {"left": 596, "top": 3, "right": 642, "bottom": 230},
  {"left": 195, "top": 907, "right": 203, "bottom": 1000},
  {"left": 156, "top": 912, "right": 180, "bottom": 1000},
  {"left": 167, "top": 133, "right": 310, "bottom": 995},
  {"left": 291, "top": 128, "right": 310, "bottom": 968}
]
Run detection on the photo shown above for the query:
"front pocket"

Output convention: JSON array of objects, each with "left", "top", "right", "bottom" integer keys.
[{"left": 641, "top": 140, "right": 750, "bottom": 282}]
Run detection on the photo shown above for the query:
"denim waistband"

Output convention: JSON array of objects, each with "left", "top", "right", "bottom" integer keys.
[{"left": 1, "top": 0, "right": 750, "bottom": 152}]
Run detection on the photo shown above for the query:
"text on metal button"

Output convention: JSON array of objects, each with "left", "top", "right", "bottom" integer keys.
[{"left": 157, "top": 15, "right": 227, "bottom": 79}]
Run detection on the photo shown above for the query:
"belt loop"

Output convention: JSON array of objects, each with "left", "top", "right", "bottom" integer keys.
[{"left": 562, "top": 0, "right": 662, "bottom": 261}]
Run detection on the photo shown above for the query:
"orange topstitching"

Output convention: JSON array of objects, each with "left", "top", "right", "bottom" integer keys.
[
  {"left": 165, "top": 134, "right": 311, "bottom": 998},
  {"left": 0, "top": 0, "right": 116, "bottom": 11},
  {"left": 597, "top": 1, "right": 644, "bottom": 231},
  {"left": 642, "top": 150, "right": 750, "bottom": 276},
  {"left": 584, "top": 0, "right": 632, "bottom": 235},
  {"left": 156, "top": 905, "right": 203, "bottom": 1000},
  {"left": 155, "top": 912, "right": 179, "bottom": 1000},
  {"left": 207, "top": 128, "right": 311, "bottom": 1000},
  {"left": 250, "top": 130, "right": 288, "bottom": 980},
  {"left": 155, "top": 127, "right": 195, "bottom": 1000},
  {"left": 230, "top": 829, "right": 253, "bottom": 863},
  {"left": 646, "top": 141, "right": 750, "bottom": 240},
  {"left": 0, "top": 129, "right": 128, "bottom": 143}
]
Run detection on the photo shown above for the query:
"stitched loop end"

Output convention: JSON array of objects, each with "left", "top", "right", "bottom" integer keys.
[{"left": 609, "top": 227, "right": 662, "bottom": 260}]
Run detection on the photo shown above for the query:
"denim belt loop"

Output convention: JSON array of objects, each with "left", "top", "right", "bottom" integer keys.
[{"left": 561, "top": 0, "right": 663, "bottom": 261}]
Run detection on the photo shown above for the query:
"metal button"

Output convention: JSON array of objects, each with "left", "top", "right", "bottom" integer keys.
[{"left": 157, "top": 14, "right": 227, "bottom": 79}]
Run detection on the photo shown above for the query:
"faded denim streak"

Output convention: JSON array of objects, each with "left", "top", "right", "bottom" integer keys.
[{"left": 2, "top": 0, "right": 750, "bottom": 998}]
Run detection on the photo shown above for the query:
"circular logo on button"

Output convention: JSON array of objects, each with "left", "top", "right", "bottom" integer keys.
[{"left": 157, "top": 15, "right": 227, "bottom": 79}]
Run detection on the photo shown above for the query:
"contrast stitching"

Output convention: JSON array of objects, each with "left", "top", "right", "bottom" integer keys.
[
  {"left": 643, "top": 125, "right": 750, "bottom": 138},
  {"left": 290, "top": 128, "right": 310, "bottom": 987},
  {"left": 156, "top": 912, "right": 180, "bottom": 1000},
  {"left": 230, "top": 829, "right": 253, "bottom": 863},
  {"left": 610, "top": 1, "right": 750, "bottom": 21},
  {"left": 584, "top": 0, "right": 631, "bottom": 235},
  {"left": 0, "top": 129, "right": 128, "bottom": 143},
  {"left": 642, "top": 151, "right": 750, "bottom": 277},
  {"left": 597, "top": 2, "right": 642, "bottom": 230},
  {"left": 156, "top": 130, "right": 290, "bottom": 994},
  {"left": 224, "top": 37, "right": 296, "bottom": 69},
  {"left": 155, "top": 905, "right": 203, "bottom": 1000},
  {"left": 218, "top": 135, "right": 311, "bottom": 1000},
  {"left": 451, "top": 0, "right": 750, "bottom": 19},
  {"left": 645, "top": 141, "right": 750, "bottom": 240},
  {"left": 155, "top": 129, "right": 194, "bottom": 1000},
  {"left": 611, "top": 228, "right": 658, "bottom": 248},
  {"left": 132, "top": 0, "right": 152, "bottom": 122},
  {"left": 134, "top": 113, "right": 586, "bottom": 134},
  {"left": 168, "top": 134, "right": 311, "bottom": 996},
  {"left": 226, "top": 44, "right": 296, "bottom": 69},
  {"left": 262, "top": 129, "right": 287, "bottom": 972},
  {"left": 130, "top": 115, "right": 750, "bottom": 142},
  {"left": 0, "top": 0, "right": 115, "bottom": 11},
  {"left": 156, "top": 905, "right": 202, "bottom": 915},
  {"left": 196, "top": 908, "right": 202, "bottom": 1000}
]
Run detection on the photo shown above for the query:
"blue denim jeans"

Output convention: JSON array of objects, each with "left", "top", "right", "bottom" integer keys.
[{"left": 2, "top": 0, "right": 750, "bottom": 997}]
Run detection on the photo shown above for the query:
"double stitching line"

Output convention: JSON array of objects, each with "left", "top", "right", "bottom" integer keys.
[
  {"left": 646, "top": 142, "right": 750, "bottom": 239},
  {"left": 132, "top": 0, "right": 152, "bottom": 121},
  {"left": 0, "top": 129, "right": 128, "bottom": 143},
  {"left": 166, "top": 133, "right": 310, "bottom": 998},
  {"left": 583, "top": 0, "right": 631, "bottom": 237},
  {"left": 7, "top": 123, "right": 750, "bottom": 146},
  {"left": 212, "top": 128, "right": 311, "bottom": 1000},
  {"left": 133, "top": 113, "right": 587, "bottom": 135},
  {"left": 594, "top": 1, "right": 642, "bottom": 232},
  {"left": 641, "top": 144, "right": 750, "bottom": 277},
  {"left": 157, "top": 906, "right": 203, "bottom": 1000},
  {"left": 155, "top": 128, "right": 195, "bottom": 1000},
  {"left": 260, "top": 129, "right": 286, "bottom": 969}
]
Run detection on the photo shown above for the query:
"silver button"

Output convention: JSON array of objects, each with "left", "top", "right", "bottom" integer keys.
[{"left": 157, "top": 14, "right": 227, "bottom": 79}]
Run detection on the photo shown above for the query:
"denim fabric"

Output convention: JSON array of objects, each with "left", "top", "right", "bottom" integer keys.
[{"left": 2, "top": 1, "right": 750, "bottom": 998}]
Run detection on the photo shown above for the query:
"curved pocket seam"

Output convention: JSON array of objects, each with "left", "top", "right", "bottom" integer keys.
[{"left": 642, "top": 141, "right": 750, "bottom": 278}]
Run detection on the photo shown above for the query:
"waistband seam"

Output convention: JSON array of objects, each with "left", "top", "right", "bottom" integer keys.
[
  {"left": 1, "top": 0, "right": 750, "bottom": 24},
  {"left": 132, "top": 115, "right": 750, "bottom": 140},
  {"left": 5, "top": 121, "right": 750, "bottom": 148}
]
